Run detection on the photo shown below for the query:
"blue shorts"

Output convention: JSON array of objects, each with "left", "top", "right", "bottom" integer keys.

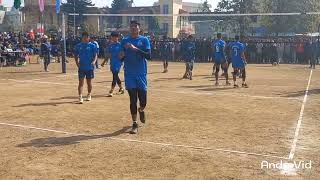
[
  {"left": 215, "top": 57, "right": 226, "bottom": 65},
  {"left": 125, "top": 74, "right": 147, "bottom": 91},
  {"left": 232, "top": 59, "right": 245, "bottom": 69},
  {"left": 186, "top": 62, "right": 194, "bottom": 71},
  {"left": 78, "top": 70, "right": 94, "bottom": 79}
]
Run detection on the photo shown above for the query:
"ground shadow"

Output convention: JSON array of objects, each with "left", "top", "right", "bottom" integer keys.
[
  {"left": 13, "top": 101, "right": 77, "bottom": 107},
  {"left": 148, "top": 71, "right": 163, "bottom": 75},
  {"left": 280, "top": 89, "right": 320, "bottom": 98},
  {"left": 51, "top": 94, "right": 109, "bottom": 101},
  {"left": 179, "top": 85, "right": 234, "bottom": 92},
  {"left": 95, "top": 80, "right": 113, "bottom": 84},
  {"left": 180, "top": 85, "right": 213, "bottom": 89},
  {"left": 153, "top": 77, "right": 184, "bottom": 82},
  {"left": 197, "top": 87, "right": 234, "bottom": 92},
  {"left": 17, "top": 126, "right": 131, "bottom": 147}
]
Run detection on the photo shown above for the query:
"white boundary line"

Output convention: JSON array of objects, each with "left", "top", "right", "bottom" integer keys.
[
  {"left": 288, "top": 70, "right": 313, "bottom": 160},
  {"left": 0, "top": 122, "right": 288, "bottom": 160}
]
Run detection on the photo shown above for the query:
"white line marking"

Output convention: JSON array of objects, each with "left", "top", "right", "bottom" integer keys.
[
  {"left": 0, "top": 122, "right": 288, "bottom": 160},
  {"left": 288, "top": 70, "right": 313, "bottom": 160}
]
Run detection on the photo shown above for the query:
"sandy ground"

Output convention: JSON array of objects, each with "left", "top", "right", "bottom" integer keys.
[{"left": 0, "top": 57, "right": 319, "bottom": 179}]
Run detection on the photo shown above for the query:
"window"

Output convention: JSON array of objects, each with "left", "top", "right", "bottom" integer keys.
[
  {"left": 163, "top": 23, "right": 168, "bottom": 33},
  {"left": 163, "top": 4, "right": 169, "bottom": 14}
]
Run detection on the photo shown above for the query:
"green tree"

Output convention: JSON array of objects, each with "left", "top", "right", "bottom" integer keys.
[
  {"left": 110, "top": 0, "right": 131, "bottom": 28},
  {"left": 61, "top": 0, "right": 94, "bottom": 35},
  {"left": 261, "top": 0, "right": 320, "bottom": 34},
  {"left": 201, "top": 0, "right": 211, "bottom": 13},
  {"left": 215, "top": 0, "right": 259, "bottom": 35},
  {"left": 148, "top": 17, "right": 160, "bottom": 33},
  {"left": 13, "top": 0, "right": 21, "bottom": 9}
]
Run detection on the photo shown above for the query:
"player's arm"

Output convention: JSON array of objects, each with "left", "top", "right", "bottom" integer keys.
[
  {"left": 74, "top": 46, "right": 80, "bottom": 68},
  {"left": 89, "top": 44, "right": 98, "bottom": 66},
  {"left": 129, "top": 38, "right": 152, "bottom": 60},
  {"left": 241, "top": 51, "right": 247, "bottom": 63},
  {"left": 102, "top": 49, "right": 111, "bottom": 67},
  {"left": 126, "top": 43, "right": 151, "bottom": 60}
]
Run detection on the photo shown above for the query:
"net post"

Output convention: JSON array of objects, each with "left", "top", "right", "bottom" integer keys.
[{"left": 62, "top": 13, "right": 67, "bottom": 74}]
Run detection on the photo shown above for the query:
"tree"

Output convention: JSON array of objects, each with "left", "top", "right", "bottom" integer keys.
[
  {"left": 201, "top": 0, "right": 211, "bottom": 13},
  {"left": 215, "top": 0, "right": 259, "bottom": 35},
  {"left": 110, "top": 0, "right": 131, "bottom": 28},
  {"left": 61, "top": 0, "right": 95, "bottom": 35},
  {"left": 261, "top": 0, "right": 320, "bottom": 34},
  {"left": 13, "top": 0, "right": 21, "bottom": 9},
  {"left": 148, "top": 17, "right": 160, "bottom": 33}
]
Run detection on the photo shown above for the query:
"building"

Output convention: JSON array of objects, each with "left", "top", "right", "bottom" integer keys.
[
  {"left": 22, "top": 0, "right": 59, "bottom": 33},
  {"left": 155, "top": 0, "right": 195, "bottom": 38},
  {"left": 0, "top": 6, "right": 23, "bottom": 32},
  {"left": 182, "top": 2, "right": 211, "bottom": 13}
]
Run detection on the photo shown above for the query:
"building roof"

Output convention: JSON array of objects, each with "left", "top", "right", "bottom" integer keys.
[
  {"left": 118, "top": 6, "right": 160, "bottom": 14},
  {"left": 179, "top": 9, "right": 188, "bottom": 14}
]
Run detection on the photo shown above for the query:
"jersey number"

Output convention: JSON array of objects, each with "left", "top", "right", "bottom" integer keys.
[{"left": 215, "top": 45, "right": 220, "bottom": 53}]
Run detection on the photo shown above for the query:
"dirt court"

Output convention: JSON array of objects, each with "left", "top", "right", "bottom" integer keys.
[{"left": 0, "top": 57, "right": 319, "bottom": 179}]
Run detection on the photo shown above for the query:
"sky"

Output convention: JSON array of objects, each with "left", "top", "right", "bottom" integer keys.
[{"left": 2, "top": 0, "right": 219, "bottom": 10}]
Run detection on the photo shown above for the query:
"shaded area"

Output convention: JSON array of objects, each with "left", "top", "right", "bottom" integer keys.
[
  {"left": 179, "top": 85, "right": 235, "bottom": 92},
  {"left": 50, "top": 94, "right": 111, "bottom": 101},
  {"left": 13, "top": 101, "right": 77, "bottom": 107},
  {"left": 148, "top": 71, "right": 163, "bottom": 75},
  {"left": 95, "top": 80, "right": 113, "bottom": 84},
  {"left": 17, "top": 126, "right": 131, "bottom": 147},
  {"left": 280, "top": 89, "right": 320, "bottom": 98},
  {"left": 153, "top": 77, "right": 184, "bottom": 82}
]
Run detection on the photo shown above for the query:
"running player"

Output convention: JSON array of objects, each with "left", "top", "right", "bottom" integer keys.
[
  {"left": 161, "top": 36, "right": 170, "bottom": 73},
  {"left": 101, "top": 32, "right": 124, "bottom": 97},
  {"left": 212, "top": 33, "right": 230, "bottom": 86},
  {"left": 119, "top": 21, "right": 151, "bottom": 134},
  {"left": 40, "top": 35, "right": 51, "bottom": 72},
  {"left": 231, "top": 35, "right": 248, "bottom": 88},
  {"left": 182, "top": 35, "right": 196, "bottom": 80},
  {"left": 74, "top": 32, "right": 98, "bottom": 104}
]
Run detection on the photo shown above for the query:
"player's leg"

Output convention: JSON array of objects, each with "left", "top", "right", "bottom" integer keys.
[
  {"left": 165, "top": 60, "right": 168, "bottom": 72},
  {"left": 183, "top": 62, "right": 188, "bottom": 79},
  {"left": 128, "top": 88, "right": 139, "bottom": 134},
  {"left": 212, "top": 62, "right": 216, "bottom": 76},
  {"left": 78, "top": 71, "right": 85, "bottom": 104},
  {"left": 44, "top": 55, "right": 49, "bottom": 72},
  {"left": 189, "top": 62, "right": 194, "bottom": 80},
  {"left": 241, "top": 67, "right": 249, "bottom": 88},
  {"left": 115, "top": 71, "right": 124, "bottom": 94},
  {"left": 232, "top": 68, "right": 239, "bottom": 88},
  {"left": 222, "top": 61, "right": 231, "bottom": 85},
  {"left": 85, "top": 70, "right": 94, "bottom": 101},
  {"left": 214, "top": 62, "right": 220, "bottom": 86},
  {"left": 108, "top": 71, "right": 117, "bottom": 97},
  {"left": 137, "top": 89, "right": 147, "bottom": 124}
]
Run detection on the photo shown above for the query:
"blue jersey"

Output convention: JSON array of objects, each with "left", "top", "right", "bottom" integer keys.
[
  {"left": 108, "top": 42, "right": 123, "bottom": 72},
  {"left": 213, "top": 39, "right": 226, "bottom": 61},
  {"left": 74, "top": 42, "right": 98, "bottom": 71},
  {"left": 41, "top": 42, "right": 51, "bottom": 56},
  {"left": 92, "top": 41, "right": 100, "bottom": 54},
  {"left": 121, "top": 35, "right": 151, "bottom": 76},
  {"left": 231, "top": 41, "right": 245, "bottom": 68},
  {"left": 183, "top": 41, "right": 196, "bottom": 62}
]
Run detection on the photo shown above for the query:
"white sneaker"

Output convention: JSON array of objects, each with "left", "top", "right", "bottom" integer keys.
[
  {"left": 79, "top": 97, "right": 84, "bottom": 104},
  {"left": 86, "top": 94, "right": 92, "bottom": 101},
  {"left": 107, "top": 93, "right": 113, "bottom": 97}
]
